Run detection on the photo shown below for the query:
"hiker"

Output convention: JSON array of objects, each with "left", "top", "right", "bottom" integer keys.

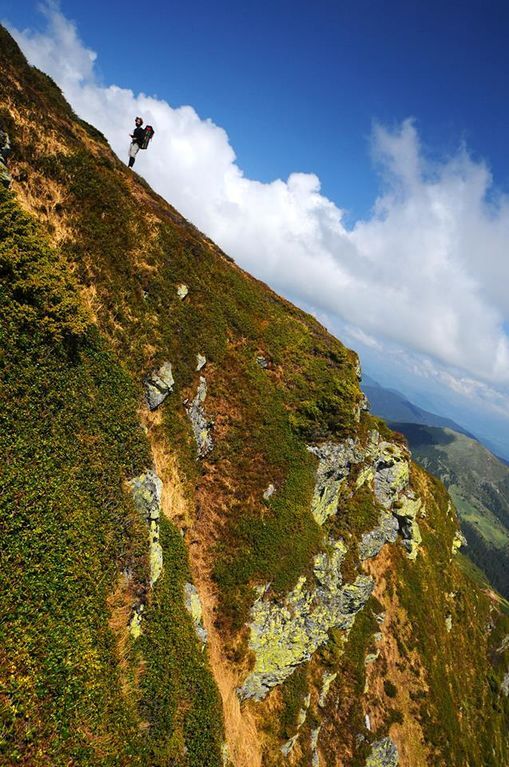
[
  {"left": 128, "top": 116, "right": 145, "bottom": 168},
  {"left": 0, "top": 126, "right": 12, "bottom": 188}
]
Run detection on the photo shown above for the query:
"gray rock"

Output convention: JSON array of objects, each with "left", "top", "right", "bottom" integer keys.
[
  {"left": 0, "top": 128, "right": 11, "bottom": 189},
  {"left": 129, "top": 470, "right": 162, "bottom": 522},
  {"left": 129, "top": 470, "right": 164, "bottom": 586},
  {"left": 238, "top": 541, "right": 374, "bottom": 700},
  {"left": 307, "top": 440, "right": 362, "bottom": 525},
  {"left": 281, "top": 734, "right": 299, "bottom": 757},
  {"left": 263, "top": 483, "right": 276, "bottom": 500},
  {"left": 184, "top": 582, "right": 208, "bottom": 644},
  {"left": 145, "top": 361, "right": 175, "bottom": 410},
  {"left": 177, "top": 283, "right": 189, "bottom": 299},
  {"left": 359, "top": 513, "right": 399, "bottom": 560},
  {"left": 196, "top": 353, "right": 207, "bottom": 371},
  {"left": 256, "top": 356, "right": 269, "bottom": 369},
  {"left": 365, "top": 737, "right": 399, "bottom": 767},
  {"left": 502, "top": 672, "right": 509, "bottom": 697},
  {"left": 185, "top": 377, "right": 213, "bottom": 457},
  {"left": 311, "top": 726, "right": 321, "bottom": 767}
]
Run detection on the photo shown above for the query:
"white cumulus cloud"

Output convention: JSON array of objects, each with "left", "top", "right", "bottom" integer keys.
[{"left": 6, "top": 3, "right": 509, "bottom": 416}]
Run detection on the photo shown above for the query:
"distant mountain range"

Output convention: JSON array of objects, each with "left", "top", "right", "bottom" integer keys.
[
  {"left": 362, "top": 375, "right": 475, "bottom": 436},
  {"left": 363, "top": 376, "right": 509, "bottom": 598}
]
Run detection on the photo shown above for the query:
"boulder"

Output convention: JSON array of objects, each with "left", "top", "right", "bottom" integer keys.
[
  {"left": 185, "top": 377, "right": 213, "bottom": 457},
  {"left": 365, "top": 737, "right": 399, "bottom": 767},
  {"left": 145, "top": 361, "right": 174, "bottom": 410},
  {"left": 184, "top": 582, "right": 208, "bottom": 644}
]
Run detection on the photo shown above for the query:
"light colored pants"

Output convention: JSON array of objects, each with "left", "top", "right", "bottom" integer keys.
[{"left": 128, "top": 141, "right": 140, "bottom": 160}]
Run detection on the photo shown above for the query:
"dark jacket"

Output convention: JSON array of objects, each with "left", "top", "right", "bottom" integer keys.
[{"left": 132, "top": 126, "right": 146, "bottom": 147}]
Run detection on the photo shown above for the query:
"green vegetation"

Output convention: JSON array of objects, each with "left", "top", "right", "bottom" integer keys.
[
  {"left": 397, "top": 471, "right": 509, "bottom": 767},
  {"left": 139, "top": 519, "right": 223, "bottom": 767},
  {"left": 397, "top": 422, "right": 509, "bottom": 598},
  {"left": 0, "top": 186, "right": 223, "bottom": 766}
]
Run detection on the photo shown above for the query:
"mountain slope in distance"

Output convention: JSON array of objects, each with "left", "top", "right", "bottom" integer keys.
[
  {"left": 393, "top": 422, "right": 509, "bottom": 600},
  {"left": 362, "top": 376, "right": 474, "bottom": 437}
]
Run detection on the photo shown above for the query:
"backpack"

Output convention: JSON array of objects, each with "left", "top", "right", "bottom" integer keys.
[{"left": 141, "top": 125, "right": 155, "bottom": 150}]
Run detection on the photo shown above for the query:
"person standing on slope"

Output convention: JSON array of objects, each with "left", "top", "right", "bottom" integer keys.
[{"left": 128, "top": 116, "right": 145, "bottom": 168}]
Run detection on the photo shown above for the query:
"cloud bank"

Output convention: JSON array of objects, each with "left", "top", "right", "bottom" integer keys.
[{"left": 7, "top": 4, "right": 509, "bottom": 419}]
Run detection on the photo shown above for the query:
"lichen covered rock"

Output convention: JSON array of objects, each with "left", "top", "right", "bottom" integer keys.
[
  {"left": 308, "top": 440, "right": 360, "bottom": 525},
  {"left": 145, "top": 361, "right": 175, "bottom": 410},
  {"left": 238, "top": 540, "right": 374, "bottom": 700},
  {"left": 359, "top": 512, "right": 399, "bottom": 560},
  {"left": 318, "top": 671, "right": 337, "bottom": 707},
  {"left": 373, "top": 442, "right": 410, "bottom": 508},
  {"left": 177, "top": 283, "right": 189, "bottom": 299},
  {"left": 129, "top": 470, "right": 163, "bottom": 586},
  {"left": 0, "top": 128, "right": 11, "bottom": 189},
  {"left": 184, "top": 582, "right": 208, "bottom": 644},
  {"left": 452, "top": 530, "right": 467, "bottom": 554},
  {"left": 365, "top": 737, "right": 399, "bottom": 767},
  {"left": 310, "top": 726, "right": 321, "bottom": 767},
  {"left": 185, "top": 376, "right": 214, "bottom": 457}
]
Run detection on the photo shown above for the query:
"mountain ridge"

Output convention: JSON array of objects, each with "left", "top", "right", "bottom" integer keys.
[{"left": 1, "top": 25, "right": 508, "bottom": 767}]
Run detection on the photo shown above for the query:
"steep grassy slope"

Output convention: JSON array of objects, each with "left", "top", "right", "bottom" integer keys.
[
  {"left": 394, "top": 422, "right": 509, "bottom": 599},
  {"left": 1, "top": 26, "right": 508, "bottom": 767}
]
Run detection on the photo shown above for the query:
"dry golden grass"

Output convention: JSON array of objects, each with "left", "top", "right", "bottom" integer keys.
[{"left": 363, "top": 548, "right": 430, "bottom": 767}]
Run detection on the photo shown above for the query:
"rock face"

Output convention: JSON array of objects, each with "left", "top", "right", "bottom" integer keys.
[
  {"left": 238, "top": 539, "right": 374, "bottom": 700},
  {"left": 0, "top": 128, "right": 11, "bottom": 188},
  {"left": 311, "top": 432, "right": 423, "bottom": 560},
  {"left": 184, "top": 582, "right": 208, "bottom": 644},
  {"left": 359, "top": 512, "right": 399, "bottom": 560},
  {"left": 239, "top": 430, "right": 427, "bottom": 701},
  {"left": 318, "top": 671, "right": 337, "bottom": 707},
  {"left": 145, "top": 361, "right": 175, "bottom": 410},
  {"left": 129, "top": 470, "right": 163, "bottom": 586},
  {"left": 365, "top": 737, "right": 399, "bottom": 767},
  {"left": 185, "top": 376, "right": 213, "bottom": 457},
  {"left": 452, "top": 530, "right": 467, "bottom": 554},
  {"left": 308, "top": 440, "right": 360, "bottom": 525}
]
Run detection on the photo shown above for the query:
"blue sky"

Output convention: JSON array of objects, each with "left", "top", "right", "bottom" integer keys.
[
  {"left": 7, "top": 0, "right": 509, "bottom": 221},
  {"left": 5, "top": 1, "right": 509, "bottom": 458}
]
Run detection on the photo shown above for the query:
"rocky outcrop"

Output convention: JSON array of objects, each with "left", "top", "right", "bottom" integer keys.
[
  {"left": 309, "top": 433, "right": 423, "bottom": 559},
  {"left": 184, "top": 582, "right": 208, "bottom": 644},
  {"left": 185, "top": 376, "right": 213, "bottom": 457},
  {"left": 365, "top": 737, "right": 399, "bottom": 766},
  {"left": 238, "top": 539, "right": 374, "bottom": 700},
  {"left": 129, "top": 469, "right": 164, "bottom": 586},
  {"left": 196, "top": 353, "right": 207, "bottom": 371},
  {"left": 452, "top": 530, "right": 467, "bottom": 554},
  {"left": 308, "top": 440, "right": 360, "bottom": 525},
  {"left": 0, "top": 128, "right": 11, "bottom": 188},
  {"left": 240, "top": 430, "right": 426, "bottom": 701},
  {"left": 318, "top": 671, "right": 337, "bottom": 707},
  {"left": 359, "top": 512, "right": 399, "bottom": 560},
  {"left": 310, "top": 726, "right": 321, "bottom": 767},
  {"left": 145, "top": 361, "right": 175, "bottom": 410},
  {"left": 127, "top": 470, "right": 164, "bottom": 638}
]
